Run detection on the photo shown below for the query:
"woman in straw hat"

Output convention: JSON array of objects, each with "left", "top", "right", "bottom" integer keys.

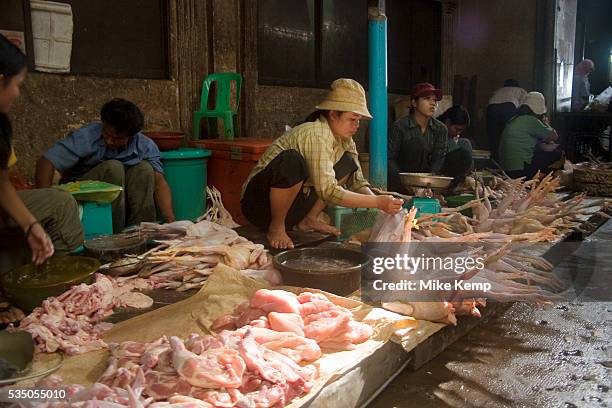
[
  {"left": 498, "top": 91, "right": 560, "bottom": 178},
  {"left": 241, "top": 78, "right": 403, "bottom": 249}
]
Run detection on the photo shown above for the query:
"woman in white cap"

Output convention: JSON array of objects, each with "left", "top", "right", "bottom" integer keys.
[
  {"left": 241, "top": 78, "right": 403, "bottom": 249},
  {"left": 498, "top": 92, "right": 560, "bottom": 178}
]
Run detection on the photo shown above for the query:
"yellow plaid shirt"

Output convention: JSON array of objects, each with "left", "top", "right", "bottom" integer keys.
[{"left": 241, "top": 116, "right": 370, "bottom": 205}]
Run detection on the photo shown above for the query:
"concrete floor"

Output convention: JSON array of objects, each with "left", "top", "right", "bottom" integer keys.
[{"left": 369, "top": 301, "right": 612, "bottom": 408}]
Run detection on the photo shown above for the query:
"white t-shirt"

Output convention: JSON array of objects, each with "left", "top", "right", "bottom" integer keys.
[{"left": 488, "top": 87, "right": 528, "bottom": 107}]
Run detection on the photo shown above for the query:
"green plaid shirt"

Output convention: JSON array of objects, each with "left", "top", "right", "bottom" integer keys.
[{"left": 241, "top": 116, "right": 370, "bottom": 204}]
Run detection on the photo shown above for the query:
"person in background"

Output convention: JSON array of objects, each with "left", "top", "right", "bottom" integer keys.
[
  {"left": 36, "top": 99, "right": 175, "bottom": 232},
  {"left": 0, "top": 34, "right": 82, "bottom": 272},
  {"left": 437, "top": 105, "right": 474, "bottom": 185},
  {"left": 438, "top": 105, "right": 473, "bottom": 155},
  {"left": 571, "top": 59, "right": 595, "bottom": 111},
  {"left": 498, "top": 92, "right": 560, "bottom": 179},
  {"left": 486, "top": 79, "right": 527, "bottom": 160},
  {"left": 241, "top": 78, "right": 403, "bottom": 249},
  {"left": 388, "top": 83, "right": 472, "bottom": 194}
]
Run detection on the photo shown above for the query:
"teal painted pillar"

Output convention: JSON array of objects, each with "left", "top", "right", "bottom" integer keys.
[{"left": 368, "top": 2, "right": 388, "bottom": 189}]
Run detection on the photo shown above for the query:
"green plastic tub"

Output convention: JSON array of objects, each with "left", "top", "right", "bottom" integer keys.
[{"left": 161, "top": 148, "right": 212, "bottom": 221}]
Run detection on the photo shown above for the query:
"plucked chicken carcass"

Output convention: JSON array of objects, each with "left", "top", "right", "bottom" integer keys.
[
  {"left": 138, "top": 221, "right": 279, "bottom": 292},
  {"left": 360, "top": 184, "right": 581, "bottom": 325}
]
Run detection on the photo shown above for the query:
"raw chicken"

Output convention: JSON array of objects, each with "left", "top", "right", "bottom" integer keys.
[
  {"left": 215, "top": 290, "right": 373, "bottom": 351},
  {"left": 169, "top": 336, "right": 245, "bottom": 388},
  {"left": 267, "top": 312, "right": 304, "bottom": 337},
  {"left": 14, "top": 274, "right": 154, "bottom": 355},
  {"left": 382, "top": 301, "right": 457, "bottom": 325},
  {"left": 238, "top": 330, "right": 284, "bottom": 383},
  {"left": 250, "top": 289, "right": 301, "bottom": 314}
]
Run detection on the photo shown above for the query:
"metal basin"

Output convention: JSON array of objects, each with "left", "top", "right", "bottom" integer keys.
[
  {"left": 273, "top": 247, "right": 370, "bottom": 296},
  {"left": 0, "top": 331, "right": 63, "bottom": 385},
  {"left": 84, "top": 233, "right": 146, "bottom": 264},
  {"left": 399, "top": 173, "right": 454, "bottom": 190},
  {"left": 0, "top": 256, "right": 99, "bottom": 312},
  {"left": 0, "top": 331, "right": 33, "bottom": 380}
]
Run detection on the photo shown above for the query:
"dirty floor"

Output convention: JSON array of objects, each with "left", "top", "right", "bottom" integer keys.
[
  {"left": 369, "top": 300, "right": 611, "bottom": 408},
  {"left": 370, "top": 217, "right": 612, "bottom": 408}
]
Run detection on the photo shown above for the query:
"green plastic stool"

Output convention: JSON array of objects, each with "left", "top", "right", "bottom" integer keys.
[{"left": 193, "top": 72, "right": 242, "bottom": 141}]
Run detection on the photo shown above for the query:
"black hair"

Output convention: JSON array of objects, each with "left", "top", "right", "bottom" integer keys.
[
  {"left": 298, "top": 110, "right": 331, "bottom": 125},
  {"left": 0, "top": 34, "right": 27, "bottom": 86},
  {"left": 516, "top": 104, "right": 536, "bottom": 117},
  {"left": 100, "top": 98, "right": 145, "bottom": 136},
  {"left": 510, "top": 104, "right": 545, "bottom": 123},
  {"left": 504, "top": 79, "right": 520, "bottom": 87},
  {"left": 409, "top": 93, "right": 438, "bottom": 115},
  {"left": 0, "top": 113, "right": 13, "bottom": 169},
  {"left": 437, "top": 105, "right": 471, "bottom": 127}
]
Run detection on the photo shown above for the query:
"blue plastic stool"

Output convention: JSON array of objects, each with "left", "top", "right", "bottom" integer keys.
[{"left": 81, "top": 202, "right": 113, "bottom": 240}]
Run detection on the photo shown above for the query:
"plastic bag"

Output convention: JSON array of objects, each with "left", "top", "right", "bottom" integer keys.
[
  {"left": 588, "top": 86, "right": 612, "bottom": 111},
  {"left": 368, "top": 209, "right": 408, "bottom": 242}
]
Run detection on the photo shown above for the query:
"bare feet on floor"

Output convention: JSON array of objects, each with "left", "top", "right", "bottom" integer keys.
[
  {"left": 267, "top": 227, "right": 294, "bottom": 249},
  {"left": 296, "top": 216, "right": 341, "bottom": 236}
]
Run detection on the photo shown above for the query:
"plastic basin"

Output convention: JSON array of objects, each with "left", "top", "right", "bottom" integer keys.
[{"left": 0, "top": 256, "right": 100, "bottom": 312}]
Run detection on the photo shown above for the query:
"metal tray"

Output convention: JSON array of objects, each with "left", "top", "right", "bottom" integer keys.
[{"left": 399, "top": 173, "right": 453, "bottom": 189}]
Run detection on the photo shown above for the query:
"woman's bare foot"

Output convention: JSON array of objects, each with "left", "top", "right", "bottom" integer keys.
[
  {"left": 267, "top": 227, "right": 294, "bottom": 249},
  {"left": 296, "top": 216, "right": 341, "bottom": 236}
]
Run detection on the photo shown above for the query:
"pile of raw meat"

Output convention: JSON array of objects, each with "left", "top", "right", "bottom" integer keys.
[
  {"left": 14, "top": 274, "right": 155, "bottom": 355},
  {"left": 35, "top": 289, "right": 374, "bottom": 408},
  {"left": 12, "top": 221, "right": 282, "bottom": 357},
  {"left": 138, "top": 221, "right": 281, "bottom": 291},
  {"left": 213, "top": 289, "right": 373, "bottom": 351}
]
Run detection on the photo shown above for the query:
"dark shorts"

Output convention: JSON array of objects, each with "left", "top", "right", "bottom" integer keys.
[{"left": 241, "top": 149, "right": 358, "bottom": 230}]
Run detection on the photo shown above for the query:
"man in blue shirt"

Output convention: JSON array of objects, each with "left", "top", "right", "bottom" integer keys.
[{"left": 35, "top": 98, "right": 175, "bottom": 232}]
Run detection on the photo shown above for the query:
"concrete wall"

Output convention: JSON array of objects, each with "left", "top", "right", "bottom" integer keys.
[
  {"left": 454, "top": 0, "right": 539, "bottom": 148},
  {"left": 10, "top": 73, "right": 178, "bottom": 178},
  {"left": 7, "top": 0, "right": 515, "bottom": 179},
  {"left": 9, "top": 74, "right": 179, "bottom": 179}
]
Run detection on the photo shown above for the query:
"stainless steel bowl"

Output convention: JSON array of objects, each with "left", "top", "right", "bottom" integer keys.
[{"left": 399, "top": 173, "right": 454, "bottom": 189}]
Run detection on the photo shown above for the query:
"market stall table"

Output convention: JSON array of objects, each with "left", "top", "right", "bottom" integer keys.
[{"left": 4, "top": 197, "right": 610, "bottom": 407}]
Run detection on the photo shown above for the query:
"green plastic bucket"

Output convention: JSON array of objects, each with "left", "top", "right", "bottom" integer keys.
[{"left": 161, "top": 148, "right": 211, "bottom": 221}]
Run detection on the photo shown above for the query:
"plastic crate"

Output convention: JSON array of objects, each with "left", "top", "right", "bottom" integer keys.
[
  {"left": 408, "top": 197, "right": 442, "bottom": 218},
  {"left": 445, "top": 194, "right": 475, "bottom": 217},
  {"left": 325, "top": 205, "right": 379, "bottom": 240},
  {"left": 81, "top": 201, "right": 113, "bottom": 240}
]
